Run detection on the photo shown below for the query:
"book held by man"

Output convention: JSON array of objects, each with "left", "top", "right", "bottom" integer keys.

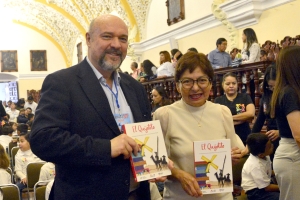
[
  {"left": 193, "top": 139, "right": 233, "bottom": 194},
  {"left": 122, "top": 120, "right": 171, "bottom": 182}
]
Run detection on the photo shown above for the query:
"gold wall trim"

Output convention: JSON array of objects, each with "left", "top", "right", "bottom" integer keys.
[
  {"left": 13, "top": 20, "right": 69, "bottom": 67},
  {"left": 120, "top": 0, "right": 140, "bottom": 42},
  {"left": 36, "top": 0, "right": 87, "bottom": 36},
  {"left": 71, "top": 0, "right": 91, "bottom": 25}
]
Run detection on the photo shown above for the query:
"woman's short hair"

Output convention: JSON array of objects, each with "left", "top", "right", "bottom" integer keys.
[
  {"left": 222, "top": 72, "right": 237, "bottom": 85},
  {"left": 175, "top": 52, "right": 214, "bottom": 82}
]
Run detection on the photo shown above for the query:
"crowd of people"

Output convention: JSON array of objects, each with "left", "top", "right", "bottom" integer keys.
[{"left": 0, "top": 14, "right": 300, "bottom": 200}]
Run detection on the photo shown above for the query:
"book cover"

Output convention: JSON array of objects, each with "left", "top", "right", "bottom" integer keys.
[
  {"left": 122, "top": 120, "right": 171, "bottom": 182},
  {"left": 193, "top": 139, "right": 233, "bottom": 194}
]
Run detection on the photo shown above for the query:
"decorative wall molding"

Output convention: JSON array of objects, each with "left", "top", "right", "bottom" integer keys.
[
  {"left": 19, "top": 74, "right": 49, "bottom": 80},
  {"left": 220, "top": 0, "right": 295, "bottom": 29},
  {"left": 130, "top": 15, "right": 221, "bottom": 54}
]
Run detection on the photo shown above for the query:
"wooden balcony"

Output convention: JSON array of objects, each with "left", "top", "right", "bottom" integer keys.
[{"left": 141, "top": 61, "right": 273, "bottom": 114}]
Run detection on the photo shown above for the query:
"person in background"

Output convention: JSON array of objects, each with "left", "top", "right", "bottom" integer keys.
[
  {"left": 9, "top": 122, "right": 18, "bottom": 136},
  {"left": 24, "top": 96, "right": 38, "bottom": 114},
  {"left": 270, "top": 46, "right": 300, "bottom": 200},
  {"left": 151, "top": 85, "right": 172, "bottom": 114},
  {"left": 208, "top": 38, "right": 232, "bottom": 69},
  {"left": 214, "top": 72, "right": 255, "bottom": 144},
  {"left": 252, "top": 65, "right": 279, "bottom": 161},
  {"left": 7, "top": 102, "right": 19, "bottom": 122},
  {"left": 153, "top": 52, "right": 244, "bottom": 200},
  {"left": 15, "top": 133, "right": 42, "bottom": 199},
  {"left": 0, "top": 125, "right": 13, "bottom": 153},
  {"left": 241, "top": 28, "right": 260, "bottom": 64},
  {"left": 16, "top": 98, "right": 25, "bottom": 110},
  {"left": 140, "top": 60, "right": 157, "bottom": 82},
  {"left": 0, "top": 100, "right": 7, "bottom": 121},
  {"left": 130, "top": 61, "right": 140, "bottom": 80},
  {"left": 26, "top": 114, "right": 34, "bottom": 130},
  {"left": 187, "top": 47, "right": 198, "bottom": 53},
  {"left": 156, "top": 51, "right": 174, "bottom": 78},
  {"left": 17, "top": 109, "right": 28, "bottom": 124},
  {"left": 5, "top": 100, "right": 12, "bottom": 112},
  {"left": 241, "top": 133, "right": 279, "bottom": 200},
  {"left": 0, "top": 144, "right": 11, "bottom": 200},
  {"left": 30, "top": 14, "right": 151, "bottom": 200}
]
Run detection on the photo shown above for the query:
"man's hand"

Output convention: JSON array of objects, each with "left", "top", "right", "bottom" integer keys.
[
  {"left": 110, "top": 134, "right": 138, "bottom": 159},
  {"left": 231, "top": 147, "right": 242, "bottom": 165}
]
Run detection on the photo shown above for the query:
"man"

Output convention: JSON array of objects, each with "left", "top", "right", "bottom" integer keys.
[
  {"left": 24, "top": 96, "right": 38, "bottom": 114},
  {"left": 30, "top": 15, "right": 151, "bottom": 200},
  {"left": 5, "top": 100, "right": 12, "bottom": 112},
  {"left": 130, "top": 61, "right": 139, "bottom": 80},
  {"left": 208, "top": 38, "right": 232, "bottom": 69}
]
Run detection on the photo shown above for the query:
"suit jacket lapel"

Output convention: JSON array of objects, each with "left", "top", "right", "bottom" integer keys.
[
  {"left": 120, "top": 77, "right": 144, "bottom": 123},
  {"left": 77, "top": 60, "right": 120, "bottom": 136}
]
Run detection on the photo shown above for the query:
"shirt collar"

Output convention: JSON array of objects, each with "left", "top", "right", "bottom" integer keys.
[
  {"left": 86, "top": 56, "right": 121, "bottom": 86},
  {"left": 20, "top": 149, "right": 32, "bottom": 156}
]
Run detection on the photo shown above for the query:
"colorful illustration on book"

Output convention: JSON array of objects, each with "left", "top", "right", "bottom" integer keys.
[
  {"left": 194, "top": 139, "right": 233, "bottom": 194},
  {"left": 132, "top": 136, "right": 168, "bottom": 176}
]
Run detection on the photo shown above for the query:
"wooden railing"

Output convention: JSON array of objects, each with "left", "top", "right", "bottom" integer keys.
[{"left": 142, "top": 61, "right": 272, "bottom": 114}]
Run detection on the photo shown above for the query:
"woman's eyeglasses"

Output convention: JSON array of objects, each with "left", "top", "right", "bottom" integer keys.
[{"left": 179, "top": 77, "right": 211, "bottom": 89}]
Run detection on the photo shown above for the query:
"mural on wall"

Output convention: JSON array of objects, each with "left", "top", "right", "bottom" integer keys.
[
  {"left": 0, "top": 50, "right": 18, "bottom": 72},
  {"left": 30, "top": 50, "right": 47, "bottom": 71}
]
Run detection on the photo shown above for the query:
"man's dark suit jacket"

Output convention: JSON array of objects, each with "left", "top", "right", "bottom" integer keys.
[{"left": 30, "top": 59, "right": 152, "bottom": 200}]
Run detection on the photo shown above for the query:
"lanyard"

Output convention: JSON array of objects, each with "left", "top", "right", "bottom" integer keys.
[{"left": 105, "top": 79, "right": 120, "bottom": 109}]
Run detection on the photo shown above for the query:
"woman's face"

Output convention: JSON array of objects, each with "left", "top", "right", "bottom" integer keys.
[
  {"left": 223, "top": 76, "right": 238, "bottom": 96},
  {"left": 160, "top": 53, "right": 165, "bottom": 63},
  {"left": 152, "top": 89, "right": 163, "bottom": 105},
  {"left": 242, "top": 33, "right": 247, "bottom": 43},
  {"left": 267, "top": 80, "right": 276, "bottom": 91},
  {"left": 176, "top": 67, "right": 212, "bottom": 107}
]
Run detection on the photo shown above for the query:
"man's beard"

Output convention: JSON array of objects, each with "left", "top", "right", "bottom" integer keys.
[{"left": 98, "top": 49, "right": 124, "bottom": 72}]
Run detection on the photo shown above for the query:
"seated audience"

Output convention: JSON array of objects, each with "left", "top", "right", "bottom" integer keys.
[
  {"left": 39, "top": 162, "right": 55, "bottom": 182},
  {"left": 17, "top": 109, "right": 28, "bottom": 124},
  {"left": 16, "top": 98, "right": 25, "bottom": 110},
  {"left": 151, "top": 85, "right": 172, "bottom": 114},
  {"left": 0, "top": 144, "right": 11, "bottom": 200},
  {"left": 24, "top": 96, "right": 37, "bottom": 114},
  {"left": 26, "top": 113, "right": 34, "bottom": 130},
  {"left": 7, "top": 102, "right": 19, "bottom": 122},
  {"left": 214, "top": 72, "right": 255, "bottom": 144},
  {"left": 156, "top": 51, "right": 174, "bottom": 78},
  {"left": 208, "top": 38, "right": 231, "bottom": 69},
  {"left": 130, "top": 61, "right": 140, "bottom": 80},
  {"left": 5, "top": 100, "right": 12, "bottom": 112},
  {"left": 242, "top": 133, "right": 279, "bottom": 200},
  {"left": 9, "top": 122, "right": 18, "bottom": 136},
  {"left": 0, "top": 125, "right": 13, "bottom": 153},
  {"left": 15, "top": 132, "right": 42, "bottom": 198},
  {"left": 45, "top": 179, "right": 54, "bottom": 200}
]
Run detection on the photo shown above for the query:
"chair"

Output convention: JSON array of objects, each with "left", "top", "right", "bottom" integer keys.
[
  {"left": 10, "top": 146, "right": 19, "bottom": 169},
  {"left": 232, "top": 154, "right": 249, "bottom": 199},
  {"left": 23, "top": 161, "right": 46, "bottom": 199},
  {"left": 34, "top": 181, "right": 50, "bottom": 200},
  {"left": 5, "top": 167, "right": 14, "bottom": 184},
  {"left": 0, "top": 184, "right": 20, "bottom": 200}
]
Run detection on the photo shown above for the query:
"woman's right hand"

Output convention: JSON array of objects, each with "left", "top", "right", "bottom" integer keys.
[{"left": 172, "top": 168, "right": 203, "bottom": 198}]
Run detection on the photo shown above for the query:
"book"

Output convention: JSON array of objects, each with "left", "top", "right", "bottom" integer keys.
[
  {"left": 122, "top": 120, "right": 171, "bottom": 182},
  {"left": 193, "top": 139, "right": 233, "bottom": 194}
]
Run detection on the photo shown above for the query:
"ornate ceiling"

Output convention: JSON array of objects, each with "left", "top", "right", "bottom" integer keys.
[{"left": 1, "top": 0, "right": 151, "bottom": 66}]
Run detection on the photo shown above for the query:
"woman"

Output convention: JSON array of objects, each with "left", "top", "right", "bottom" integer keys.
[
  {"left": 151, "top": 85, "right": 171, "bottom": 114},
  {"left": 154, "top": 52, "right": 244, "bottom": 200},
  {"left": 156, "top": 51, "right": 174, "bottom": 78},
  {"left": 252, "top": 65, "right": 279, "bottom": 161},
  {"left": 214, "top": 73, "right": 255, "bottom": 144},
  {"left": 7, "top": 102, "right": 19, "bottom": 122},
  {"left": 270, "top": 46, "right": 300, "bottom": 200},
  {"left": 241, "top": 28, "right": 260, "bottom": 64},
  {"left": 141, "top": 59, "right": 157, "bottom": 81}
]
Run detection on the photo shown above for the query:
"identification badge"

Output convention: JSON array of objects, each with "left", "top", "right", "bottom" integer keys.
[{"left": 114, "top": 113, "right": 132, "bottom": 130}]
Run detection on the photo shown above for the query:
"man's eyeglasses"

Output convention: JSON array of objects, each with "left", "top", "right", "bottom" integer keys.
[{"left": 179, "top": 77, "right": 211, "bottom": 89}]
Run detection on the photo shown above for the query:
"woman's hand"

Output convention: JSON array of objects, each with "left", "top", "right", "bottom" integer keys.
[
  {"left": 265, "top": 130, "right": 279, "bottom": 141},
  {"left": 231, "top": 147, "right": 243, "bottom": 165},
  {"left": 172, "top": 168, "right": 202, "bottom": 198}
]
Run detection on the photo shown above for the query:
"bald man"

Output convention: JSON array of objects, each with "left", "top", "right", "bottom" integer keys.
[{"left": 30, "top": 15, "right": 151, "bottom": 200}]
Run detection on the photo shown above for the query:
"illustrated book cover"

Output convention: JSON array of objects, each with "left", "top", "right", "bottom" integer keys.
[
  {"left": 193, "top": 139, "right": 233, "bottom": 194},
  {"left": 122, "top": 120, "right": 171, "bottom": 182}
]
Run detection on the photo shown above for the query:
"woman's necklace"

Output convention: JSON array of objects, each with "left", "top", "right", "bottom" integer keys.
[{"left": 184, "top": 101, "right": 206, "bottom": 127}]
